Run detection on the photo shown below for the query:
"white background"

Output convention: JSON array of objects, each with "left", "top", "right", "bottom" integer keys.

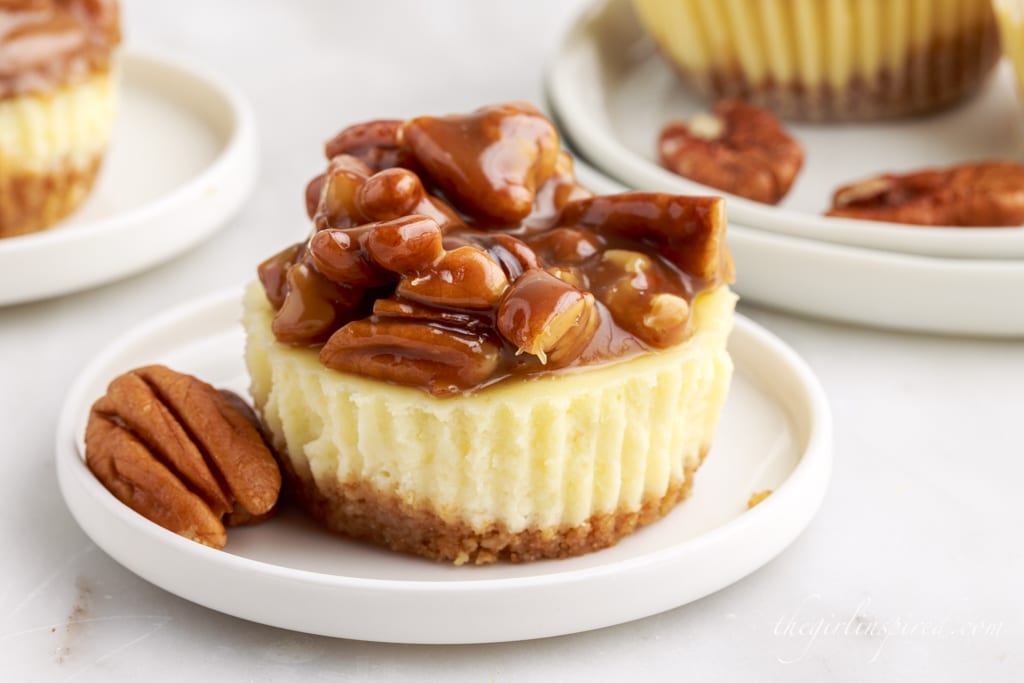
[{"left": 1, "top": 1, "right": 1022, "bottom": 680}]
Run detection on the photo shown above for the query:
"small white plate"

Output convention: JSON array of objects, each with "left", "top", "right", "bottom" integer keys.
[
  {"left": 547, "top": 0, "right": 1024, "bottom": 259},
  {"left": 575, "top": 162, "right": 1024, "bottom": 337},
  {"left": 56, "top": 288, "right": 832, "bottom": 644},
  {"left": 0, "top": 49, "right": 257, "bottom": 306}
]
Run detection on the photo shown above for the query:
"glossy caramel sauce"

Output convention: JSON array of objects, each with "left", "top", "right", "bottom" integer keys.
[
  {"left": 0, "top": 0, "right": 119, "bottom": 99},
  {"left": 259, "top": 103, "right": 732, "bottom": 396}
]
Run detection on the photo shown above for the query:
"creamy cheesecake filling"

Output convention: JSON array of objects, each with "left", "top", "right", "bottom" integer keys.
[
  {"left": 245, "top": 281, "right": 735, "bottom": 540},
  {"left": 632, "top": 0, "right": 999, "bottom": 120},
  {"left": 0, "top": 69, "right": 116, "bottom": 171}
]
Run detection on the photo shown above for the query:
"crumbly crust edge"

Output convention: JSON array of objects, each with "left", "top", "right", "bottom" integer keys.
[
  {"left": 274, "top": 442, "right": 708, "bottom": 566},
  {"left": 0, "top": 155, "right": 103, "bottom": 237}
]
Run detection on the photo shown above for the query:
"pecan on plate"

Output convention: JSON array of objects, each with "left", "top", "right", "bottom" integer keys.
[
  {"left": 827, "top": 161, "right": 1024, "bottom": 226},
  {"left": 658, "top": 99, "right": 804, "bottom": 204},
  {"left": 84, "top": 365, "right": 281, "bottom": 549}
]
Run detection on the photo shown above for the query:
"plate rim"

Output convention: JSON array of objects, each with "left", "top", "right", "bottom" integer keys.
[
  {"left": 56, "top": 286, "right": 832, "bottom": 598},
  {"left": 0, "top": 47, "right": 258, "bottom": 304},
  {"left": 545, "top": 0, "right": 1024, "bottom": 260}
]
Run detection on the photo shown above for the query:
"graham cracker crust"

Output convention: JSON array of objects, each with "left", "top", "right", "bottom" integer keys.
[
  {"left": 275, "top": 445, "right": 708, "bottom": 565},
  {"left": 0, "top": 155, "right": 103, "bottom": 238}
]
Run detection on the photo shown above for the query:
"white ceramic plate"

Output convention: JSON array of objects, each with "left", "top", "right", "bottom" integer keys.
[
  {"left": 547, "top": 0, "right": 1024, "bottom": 259},
  {"left": 0, "top": 49, "right": 257, "bottom": 306},
  {"left": 56, "top": 288, "right": 832, "bottom": 644},
  {"left": 575, "top": 162, "right": 1024, "bottom": 337}
]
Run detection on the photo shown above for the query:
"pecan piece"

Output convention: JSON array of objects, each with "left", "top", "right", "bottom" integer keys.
[
  {"left": 272, "top": 262, "right": 366, "bottom": 345},
  {"left": 372, "top": 297, "right": 485, "bottom": 330},
  {"left": 525, "top": 150, "right": 594, "bottom": 230},
  {"left": 396, "top": 245, "right": 509, "bottom": 310},
  {"left": 324, "top": 119, "right": 410, "bottom": 172},
  {"left": 86, "top": 416, "right": 226, "bottom": 547},
  {"left": 85, "top": 366, "right": 282, "bottom": 549},
  {"left": 363, "top": 215, "right": 445, "bottom": 274},
  {"left": 525, "top": 227, "right": 603, "bottom": 264},
  {"left": 590, "top": 250, "right": 691, "bottom": 347},
  {"left": 354, "top": 167, "right": 462, "bottom": 230},
  {"left": 827, "top": 161, "right": 1024, "bottom": 226},
  {"left": 305, "top": 174, "right": 324, "bottom": 220},
  {"left": 400, "top": 102, "right": 560, "bottom": 225},
  {"left": 257, "top": 243, "right": 304, "bottom": 309},
  {"left": 659, "top": 99, "right": 804, "bottom": 204},
  {"left": 320, "top": 318, "right": 501, "bottom": 396},
  {"left": 546, "top": 265, "right": 587, "bottom": 289},
  {"left": 496, "top": 269, "right": 598, "bottom": 366},
  {"left": 308, "top": 226, "right": 392, "bottom": 288},
  {"left": 459, "top": 232, "right": 541, "bottom": 281},
  {"left": 557, "top": 193, "right": 730, "bottom": 284},
  {"left": 355, "top": 167, "right": 463, "bottom": 230},
  {"left": 356, "top": 167, "right": 425, "bottom": 220},
  {"left": 313, "top": 155, "right": 372, "bottom": 231}
]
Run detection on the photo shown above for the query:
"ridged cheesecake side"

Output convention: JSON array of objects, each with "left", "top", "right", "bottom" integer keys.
[
  {"left": 994, "top": 1, "right": 1024, "bottom": 99},
  {"left": 0, "top": 70, "right": 118, "bottom": 237},
  {"left": 631, "top": 0, "right": 999, "bottom": 120},
  {"left": 244, "top": 280, "right": 735, "bottom": 564}
]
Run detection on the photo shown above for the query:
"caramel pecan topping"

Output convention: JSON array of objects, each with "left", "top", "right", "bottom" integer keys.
[
  {"left": 496, "top": 269, "right": 598, "bottom": 367},
  {"left": 85, "top": 366, "right": 281, "bottom": 548},
  {"left": 307, "top": 154, "right": 461, "bottom": 233},
  {"left": 270, "top": 261, "right": 365, "bottom": 345},
  {"left": 259, "top": 102, "right": 733, "bottom": 395},
  {"left": 827, "top": 161, "right": 1024, "bottom": 226},
  {"left": 659, "top": 99, "right": 804, "bottom": 205}
]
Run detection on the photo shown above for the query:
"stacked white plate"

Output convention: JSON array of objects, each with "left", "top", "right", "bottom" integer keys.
[{"left": 547, "top": 0, "right": 1024, "bottom": 337}]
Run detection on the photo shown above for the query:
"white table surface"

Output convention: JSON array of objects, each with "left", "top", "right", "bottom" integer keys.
[{"left": 2, "top": 1, "right": 1022, "bottom": 680}]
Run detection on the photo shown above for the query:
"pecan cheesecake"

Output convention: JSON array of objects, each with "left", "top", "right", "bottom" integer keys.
[
  {"left": 632, "top": 0, "right": 999, "bottom": 121},
  {"left": 0, "top": 0, "right": 120, "bottom": 238},
  {"left": 244, "top": 103, "right": 736, "bottom": 564}
]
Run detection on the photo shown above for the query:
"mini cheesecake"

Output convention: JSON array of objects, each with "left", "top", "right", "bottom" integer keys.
[
  {"left": 246, "top": 103, "right": 736, "bottom": 564},
  {"left": 632, "top": 0, "right": 999, "bottom": 121},
  {"left": 0, "top": 0, "right": 120, "bottom": 238}
]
